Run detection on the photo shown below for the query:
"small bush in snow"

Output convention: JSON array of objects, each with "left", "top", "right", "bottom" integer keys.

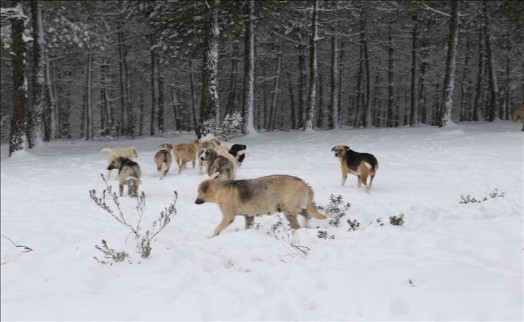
[
  {"left": 94, "top": 240, "right": 129, "bottom": 265},
  {"left": 267, "top": 215, "right": 310, "bottom": 257},
  {"left": 89, "top": 174, "right": 178, "bottom": 262},
  {"left": 347, "top": 219, "right": 361, "bottom": 231},
  {"left": 215, "top": 111, "right": 243, "bottom": 141},
  {"left": 389, "top": 214, "right": 405, "bottom": 226},
  {"left": 317, "top": 194, "right": 351, "bottom": 227},
  {"left": 459, "top": 188, "right": 505, "bottom": 204},
  {"left": 317, "top": 230, "right": 335, "bottom": 240}
]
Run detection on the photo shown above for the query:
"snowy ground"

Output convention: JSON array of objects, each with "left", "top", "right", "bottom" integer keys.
[{"left": 1, "top": 121, "right": 523, "bottom": 321}]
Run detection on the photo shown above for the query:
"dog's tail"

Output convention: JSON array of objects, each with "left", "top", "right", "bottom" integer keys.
[
  {"left": 364, "top": 160, "right": 379, "bottom": 175},
  {"left": 306, "top": 202, "right": 327, "bottom": 220}
]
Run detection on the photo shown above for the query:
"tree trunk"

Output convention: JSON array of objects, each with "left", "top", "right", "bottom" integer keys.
[
  {"left": 304, "top": 0, "right": 319, "bottom": 131},
  {"left": 409, "top": 14, "right": 418, "bottom": 126},
  {"left": 242, "top": 0, "right": 256, "bottom": 135},
  {"left": 189, "top": 59, "right": 198, "bottom": 133},
  {"left": 197, "top": 0, "right": 220, "bottom": 138},
  {"left": 150, "top": 35, "right": 159, "bottom": 136},
  {"left": 460, "top": 33, "right": 472, "bottom": 121},
  {"left": 436, "top": 0, "right": 460, "bottom": 127},
  {"left": 483, "top": 2, "right": 499, "bottom": 122},
  {"left": 158, "top": 75, "right": 164, "bottom": 134},
  {"left": 29, "top": 0, "right": 45, "bottom": 148},
  {"left": 387, "top": 27, "right": 394, "bottom": 128},
  {"left": 86, "top": 51, "right": 94, "bottom": 140},
  {"left": 329, "top": 27, "right": 339, "bottom": 129},
  {"left": 268, "top": 44, "right": 282, "bottom": 131},
  {"left": 297, "top": 45, "right": 307, "bottom": 129},
  {"left": 472, "top": 25, "right": 485, "bottom": 122},
  {"left": 7, "top": 2, "right": 28, "bottom": 156},
  {"left": 118, "top": 21, "right": 129, "bottom": 136}
]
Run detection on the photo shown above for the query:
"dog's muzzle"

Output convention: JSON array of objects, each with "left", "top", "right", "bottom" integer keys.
[{"left": 195, "top": 198, "right": 205, "bottom": 205}]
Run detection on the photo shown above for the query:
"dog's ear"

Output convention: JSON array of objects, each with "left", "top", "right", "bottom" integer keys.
[
  {"left": 344, "top": 146, "right": 350, "bottom": 152},
  {"left": 331, "top": 146, "right": 336, "bottom": 151}
]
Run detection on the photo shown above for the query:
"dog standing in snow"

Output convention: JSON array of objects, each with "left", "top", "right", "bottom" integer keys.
[
  {"left": 101, "top": 147, "right": 138, "bottom": 180},
  {"left": 331, "top": 145, "right": 379, "bottom": 193}
]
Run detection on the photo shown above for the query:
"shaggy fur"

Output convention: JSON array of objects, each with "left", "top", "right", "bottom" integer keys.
[
  {"left": 331, "top": 145, "right": 379, "bottom": 193},
  {"left": 195, "top": 175, "right": 327, "bottom": 237},
  {"left": 199, "top": 148, "right": 236, "bottom": 180},
  {"left": 174, "top": 139, "right": 200, "bottom": 174},
  {"left": 101, "top": 147, "right": 138, "bottom": 180},
  {"left": 107, "top": 157, "right": 141, "bottom": 197},
  {"left": 198, "top": 139, "right": 221, "bottom": 173},
  {"left": 154, "top": 144, "right": 173, "bottom": 179},
  {"left": 512, "top": 105, "right": 524, "bottom": 131}
]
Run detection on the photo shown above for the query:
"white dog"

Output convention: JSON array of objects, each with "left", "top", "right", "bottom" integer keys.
[{"left": 101, "top": 147, "right": 138, "bottom": 180}]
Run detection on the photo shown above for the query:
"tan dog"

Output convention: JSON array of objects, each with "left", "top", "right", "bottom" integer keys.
[
  {"left": 195, "top": 175, "right": 326, "bottom": 237},
  {"left": 512, "top": 105, "right": 524, "bottom": 131},
  {"left": 154, "top": 144, "right": 173, "bottom": 179},
  {"left": 101, "top": 146, "right": 138, "bottom": 180},
  {"left": 332, "top": 145, "right": 379, "bottom": 193},
  {"left": 199, "top": 148, "right": 236, "bottom": 180},
  {"left": 107, "top": 157, "right": 141, "bottom": 197},
  {"left": 174, "top": 139, "right": 200, "bottom": 174}
]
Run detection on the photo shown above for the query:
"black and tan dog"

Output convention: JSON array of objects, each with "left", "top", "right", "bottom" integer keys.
[
  {"left": 229, "top": 144, "right": 247, "bottom": 167},
  {"left": 194, "top": 175, "right": 326, "bottom": 237},
  {"left": 199, "top": 148, "right": 236, "bottom": 180},
  {"left": 331, "top": 145, "right": 379, "bottom": 193},
  {"left": 154, "top": 144, "right": 173, "bottom": 179},
  {"left": 107, "top": 157, "right": 141, "bottom": 197}
]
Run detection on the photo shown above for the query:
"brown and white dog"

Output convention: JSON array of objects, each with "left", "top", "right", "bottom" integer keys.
[
  {"left": 512, "top": 105, "right": 524, "bottom": 131},
  {"left": 154, "top": 144, "right": 173, "bottom": 179},
  {"left": 199, "top": 148, "right": 236, "bottom": 180},
  {"left": 198, "top": 139, "right": 221, "bottom": 173},
  {"left": 331, "top": 145, "right": 379, "bottom": 193},
  {"left": 101, "top": 146, "right": 139, "bottom": 180},
  {"left": 174, "top": 139, "right": 200, "bottom": 174},
  {"left": 107, "top": 157, "right": 141, "bottom": 197},
  {"left": 194, "top": 175, "right": 327, "bottom": 237}
]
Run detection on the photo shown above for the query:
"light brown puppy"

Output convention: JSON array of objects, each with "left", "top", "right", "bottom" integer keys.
[
  {"left": 332, "top": 145, "right": 379, "bottom": 193},
  {"left": 174, "top": 139, "right": 200, "bottom": 174},
  {"left": 154, "top": 144, "right": 173, "bottom": 179},
  {"left": 512, "top": 105, "right": 524, "bottom": 131},
  {"left": 194, "top": 175, "right": 326, "bottom": 237},
  {"left": 199, "top": 148, "right": 236, "bottom": 180},
  {"left": 101, "top": 146, "right": 139, "bottom": 180}
]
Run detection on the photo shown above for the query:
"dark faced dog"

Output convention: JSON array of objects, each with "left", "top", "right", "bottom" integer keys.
[
  {"left": 228, "top": 144, "right": 247, "bottom": 166},
  {"left": 107, "top": 157, "right": 142, "bottom": 197},
  {"left": 331, "top": 145, "right": 379, "bottom": 193}
]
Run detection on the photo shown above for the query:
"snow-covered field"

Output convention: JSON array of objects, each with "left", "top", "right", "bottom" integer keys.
[{"left": 1, "top": 121, "right": 523, "bottom": 321}]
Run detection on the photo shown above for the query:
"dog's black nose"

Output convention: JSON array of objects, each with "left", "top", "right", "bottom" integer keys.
[{"left": 195, "top": 198, "right": 204, "bottom": 204}]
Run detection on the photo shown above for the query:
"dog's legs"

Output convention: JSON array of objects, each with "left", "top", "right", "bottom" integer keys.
[
  {"left": 357, "top": 175, "right": 362, "bottom": 188},
  {"left": 119, "top": 183, "right": 124, "bottom": 197},
  {"left": 341, "top": 165, "right": 348, "bottom": 186},
  {"left": 284, "top": 211, "right": 301, "bottom": 230},
  {"left": 107, "top": 169, "right": 112, "bottom": 180},
  {"left": 212, "top": 216, "right": 235, "bottom": 237},
  {"left": 244, "top": 215, "right": 254, "bottom": 229}
]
